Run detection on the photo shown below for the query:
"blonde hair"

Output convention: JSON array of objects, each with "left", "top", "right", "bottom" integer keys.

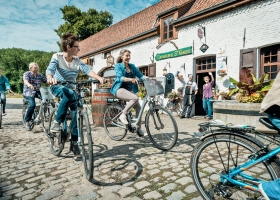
[
  {"left": 116, "top": 49, "right": 131, "bottom": 63},
  {"left": 29, "top": 62, "right": 39, "bottom": 70}
]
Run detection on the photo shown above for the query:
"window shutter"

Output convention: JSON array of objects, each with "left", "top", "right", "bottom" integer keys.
[
  {"left": 148, "top": 63, "right": 156, "bottom": 77},
  {"left": 240, "top": 48, "right": 257, "bottom": 76}
]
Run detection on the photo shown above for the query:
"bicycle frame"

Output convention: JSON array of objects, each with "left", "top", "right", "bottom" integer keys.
[{"left": 221, "top": 145, "right": 280, "bottom": 191}]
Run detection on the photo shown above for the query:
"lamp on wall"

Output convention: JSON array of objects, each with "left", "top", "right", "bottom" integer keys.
[
  {"left": 163, "top": 66, "right": 167, "bottom": 76},
  {"left": 181, "top": 63, "right": 185, "bottom": 70}
]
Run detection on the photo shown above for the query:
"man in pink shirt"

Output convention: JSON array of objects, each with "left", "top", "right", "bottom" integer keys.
[{"left": 203, "top": 72, "right": 214, "bottom": 119}]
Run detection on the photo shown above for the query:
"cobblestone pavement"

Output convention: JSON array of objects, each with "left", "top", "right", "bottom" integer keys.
[{"left": 0, "top": 98, "right": 207, "bottom": 200}]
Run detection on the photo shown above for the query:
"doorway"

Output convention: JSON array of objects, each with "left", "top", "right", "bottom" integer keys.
[{"left": 194, "top": 56, "right": 217, "bottom": 116}]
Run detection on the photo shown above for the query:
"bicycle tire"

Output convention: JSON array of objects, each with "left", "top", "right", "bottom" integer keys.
[
  {"left": 41, "top": 104, "right": 53, "bottom": 136},
  {"left": 47, "top": 108, "right": 64, "bottom": 156},
  {"left": 191, "top": 132, "right": 280, "bottom": 200},
  {"left": 0, "top": 103, "right": 2, "bottom": 128},
  {"left": 79, "top": 109, "right": 93, "bottom": 180},
  {"left": 103, "top": 104, "right": 127, "bottom": 141},
  {"left": 145, "top": 105, "right": 178, "bottom": 150}
]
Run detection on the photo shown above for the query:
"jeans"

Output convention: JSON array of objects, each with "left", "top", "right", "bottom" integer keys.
[
  {"left": 267, "top": 114, "right": 280, "bottom": 130},
  {"left": 24, "top": 92, "right": 42, "bottom": 122},
  {"left": 0, "top": 92, "right": 6, "bottom": 113},
  {"left": 50, "top": 85, "right": 78, "bottom": 140},
  {"left": 203, "top": 97, "right": 214, "bottom": 118}
]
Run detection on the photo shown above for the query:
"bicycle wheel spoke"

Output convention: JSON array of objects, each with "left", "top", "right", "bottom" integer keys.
[
  {"left": 146, "top": 106, "right": 178, "bottom": 150},
  {"left": 191, "top": 133, "right": 279, "bottom": 200},
  {"left": 103, "top": 105, "right": 127, "bottom": 141}
]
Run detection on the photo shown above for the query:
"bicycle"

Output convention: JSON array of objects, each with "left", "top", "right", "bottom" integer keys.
[
  {"left": 103, "top": 77, "right": 178, "bottom": 151},
  {"left": 190, "top": 117, "right": 280, "bottom": 200},
  {"left": 22, "top": 87, "right": 55, "bottom": 134},
  {"left": 47, "top": 80, "right": 99, "bottom": 180},
  {"left": 165, "top": 98, "right": 182, "bottom": 116}
]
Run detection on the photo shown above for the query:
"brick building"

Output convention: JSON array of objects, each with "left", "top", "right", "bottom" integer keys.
[{"left": 78, "top": 0, "right": 280, "bottom": 115}]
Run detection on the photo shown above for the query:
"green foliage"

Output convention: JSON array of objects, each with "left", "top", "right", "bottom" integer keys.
[
  {"left": 55, "top": 5, "right": 113, "bottom": 47},
  {"left": 0, "top": 48, "right": 54, "bottom": 93},
  {"left": 138, "top": 86, "right": 146, "bottom": 99}
]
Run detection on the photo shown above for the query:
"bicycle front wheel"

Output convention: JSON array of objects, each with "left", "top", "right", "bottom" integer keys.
[
  {"left": 145, "top": 105, "right": 178, "bottom": 150},
  {"left": 0, "top": 103, "right": 2, "bottom": 128},
  {"left": 191, "top": 133, "right": 280, "bottom": 200},
  {"left": 41, "top": 104, "right": 53, "bottom": 136},
  {"left": 103, "top": 105, "right": 127, "bottom": 141},
  {"left": 79, "top": 109, "right": 93, "bottom": 180}
]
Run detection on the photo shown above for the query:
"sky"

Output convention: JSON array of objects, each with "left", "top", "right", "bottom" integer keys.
[{"left": 0, "top": 0, "right": 160, "bottom": 52}]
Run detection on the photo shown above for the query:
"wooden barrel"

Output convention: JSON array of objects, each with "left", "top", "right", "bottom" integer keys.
[{"left": 92, "top": 88, "right": 113, "bottom": 126}]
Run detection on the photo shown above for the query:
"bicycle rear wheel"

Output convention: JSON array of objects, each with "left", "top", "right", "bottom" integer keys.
[
  {"left": 47, "top": 108, "right": 64, "bottom": 156},
  {"left": 79, "top": 109, "right": 93, "bottom": 180},
  {"left": 191, "top": 133, "right": 280, "bottom": 200},
  {"left": 103, "top": 105, "right": 127, "bottom": 141},
  {"left": 145, "top": 105, "right": 178, "bottom": 150}
]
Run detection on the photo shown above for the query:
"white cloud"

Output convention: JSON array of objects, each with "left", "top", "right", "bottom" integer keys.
[{"left": 0, "top": 0, "right": 159, "bottom": 52}]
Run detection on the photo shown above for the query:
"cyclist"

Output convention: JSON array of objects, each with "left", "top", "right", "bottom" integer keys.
[
  {"left": 46, "top": 33, "right": 105, "bottom": 155},
  {"left": 23, "top": 62, "right": 47, "bottom": 131},
  {"left": 259, "top": 72, "right": 280, "bottom": 200},
  {"left": 110, "top": 49, "right": 147, "bottom": 137},
  {"left": 0, "top": 68, "right": 12, "bottom": 116}
]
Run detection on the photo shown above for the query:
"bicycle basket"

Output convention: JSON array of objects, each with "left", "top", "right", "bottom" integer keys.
[
  {"left": 40, "top": 87, "right": 55, "bottom": 100},
  {"left": 143, "top": 77, "right": 165, "bottom": 97}
]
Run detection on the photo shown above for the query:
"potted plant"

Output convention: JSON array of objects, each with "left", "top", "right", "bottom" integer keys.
[{"left": 138, "top": 86, "right": 146, "bottom": 99}]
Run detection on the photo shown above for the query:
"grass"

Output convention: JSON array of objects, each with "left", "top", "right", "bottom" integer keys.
[{"left": 6, "top": 93, "right": 23, "bottom": 98}]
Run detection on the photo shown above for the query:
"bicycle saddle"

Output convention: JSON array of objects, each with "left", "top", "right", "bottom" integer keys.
[{"left": 259, "top": 117, "right": 280, "bottom": 133}]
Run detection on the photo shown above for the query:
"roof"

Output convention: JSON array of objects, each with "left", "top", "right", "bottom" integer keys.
[{"left": 78, "top": 0, "right": 228, "bottom": 57}]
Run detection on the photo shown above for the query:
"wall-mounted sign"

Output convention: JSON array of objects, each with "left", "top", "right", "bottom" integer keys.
[
  {"left": 155, "top": 46, "right": 192, "bottom": 61},
  {"left": 200, "top": 43, "right": 209, "bottom": 53},
  {"left": 198, "top": 28, "right": 204, "bottom": 39}
]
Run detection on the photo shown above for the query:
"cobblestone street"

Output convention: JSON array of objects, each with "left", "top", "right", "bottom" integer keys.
[{"left": 0, "top": 98, "right": 205, "bottom": 200}]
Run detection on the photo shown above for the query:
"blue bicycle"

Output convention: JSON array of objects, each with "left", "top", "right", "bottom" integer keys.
[{"left": 191, "top": 117, "right": 280, "bottom": 199}]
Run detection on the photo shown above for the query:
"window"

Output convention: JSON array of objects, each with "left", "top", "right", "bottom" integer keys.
[
  {"left": 138, "top": 63, "right": 156, "bottom": 77},
  {"left": 158, "top": 12, "right": 178, "bottom": 44},
  {"left": 261, "top": 44, "right": 280, "bottom": 80},
  {"left": 196, "top": 57, "right": 216, "bottom": 72},
  {"left": 88, "top": 58, "right": 94, "bottom": 66}
]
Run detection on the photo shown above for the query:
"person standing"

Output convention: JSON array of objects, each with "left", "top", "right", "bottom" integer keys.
[
  {"left": 110, "top": 49, "right": 147, "bottom": 137},
  {"left": 23, "top": 62, "right": 47, "bottom": 130},
  {"left": 0, "top": 68, "right": 11, "bottom": 115},
  {"left": 46, "top": 33, "right": 105, "bottom": 155},
  {"left": 203, "top": 72, "right": 214, "bottom": 119},
  {"left": 180, "top": 74, "right": 198, "bottom": 118}
]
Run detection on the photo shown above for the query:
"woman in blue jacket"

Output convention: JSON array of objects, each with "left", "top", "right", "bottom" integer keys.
[
  {"left": 0, "top": 68, "right": 11, "bottom": 115},
  {"left": 110, "top": 49, "right": 146, "bottom": 137}
]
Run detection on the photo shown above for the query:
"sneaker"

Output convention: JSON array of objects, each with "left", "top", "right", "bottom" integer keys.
[
  {"left": 2, "top": 112, "right": 6, "bottom": 116},
  {"left": 137, "top": 128, "right": 147, "bottom": 137},
  {"left": 259, "top": 179, "right": 280, "bottom": 200},
  {"left": 71, "top": 141, "right": 81, "bottom": 156},
  {"left": 50, "top": 122, "right": 61, "bottom": 132},
  {"left": 119, "top": 113, "right": 128, "bottom": 125},
  {"left": 25, "top": 121, "right": 32, "bottom": 131}
]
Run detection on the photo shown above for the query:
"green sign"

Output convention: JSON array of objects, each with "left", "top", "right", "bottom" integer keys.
[{"left": 155, "top": 46, "right": 192, "bottom": 61}]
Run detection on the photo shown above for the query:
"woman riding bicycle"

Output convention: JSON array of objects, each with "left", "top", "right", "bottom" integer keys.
[
  {"left": 110, "top": 49, "right": 147, "bottom": 137},
  {"left": 259, "top": 72, "right": 280, "bottom": 200}
]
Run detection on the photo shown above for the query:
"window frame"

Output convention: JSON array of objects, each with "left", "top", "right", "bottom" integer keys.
[
  {"left": 158, "top": 12, "right": 178, "bottom": 44},
  {"left": 260, "top": 44, "right": 280, "bottom": 80},
  {"left": 196, "top": 56, "right": 216, "bottom": 73}
]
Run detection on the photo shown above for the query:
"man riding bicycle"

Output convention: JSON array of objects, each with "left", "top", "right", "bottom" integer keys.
[
  {"left": 259, "top": 72, "right": 280, "bottom": 200},
  {"left": 23, "top": 62, "right": 47, "bottom": 131},
  {"left": 46, "top": 33, "right": 105, "bottom": 156}
]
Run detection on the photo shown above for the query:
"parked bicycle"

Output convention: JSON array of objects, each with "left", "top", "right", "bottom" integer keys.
[
  {"left": 47, "top": 80, "right": 99, "bottom": 180},
  {"left": 22, "top": 87, "right": 55, "bottom": 134},
  {"left": 103, "top": 77, "right": 178, "bottom": 151},
  {"left": 190, "top": 117, "right": 280, "bottom": 199}
]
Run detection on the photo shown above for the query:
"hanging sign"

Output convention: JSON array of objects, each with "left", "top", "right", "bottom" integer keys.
[
  {"left": 200, "top": 43, "right": 209, "bottom": 53},
  {"left": 198, "top": 28, "right": 204, "bottom": 39},
  {"left": 155, "top": 46, "right": 192, "bottom": 61}
]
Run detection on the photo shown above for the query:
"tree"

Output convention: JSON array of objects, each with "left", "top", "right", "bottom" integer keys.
[{"left": 55, "top": 5, "right": 113, "bottom": 47}]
